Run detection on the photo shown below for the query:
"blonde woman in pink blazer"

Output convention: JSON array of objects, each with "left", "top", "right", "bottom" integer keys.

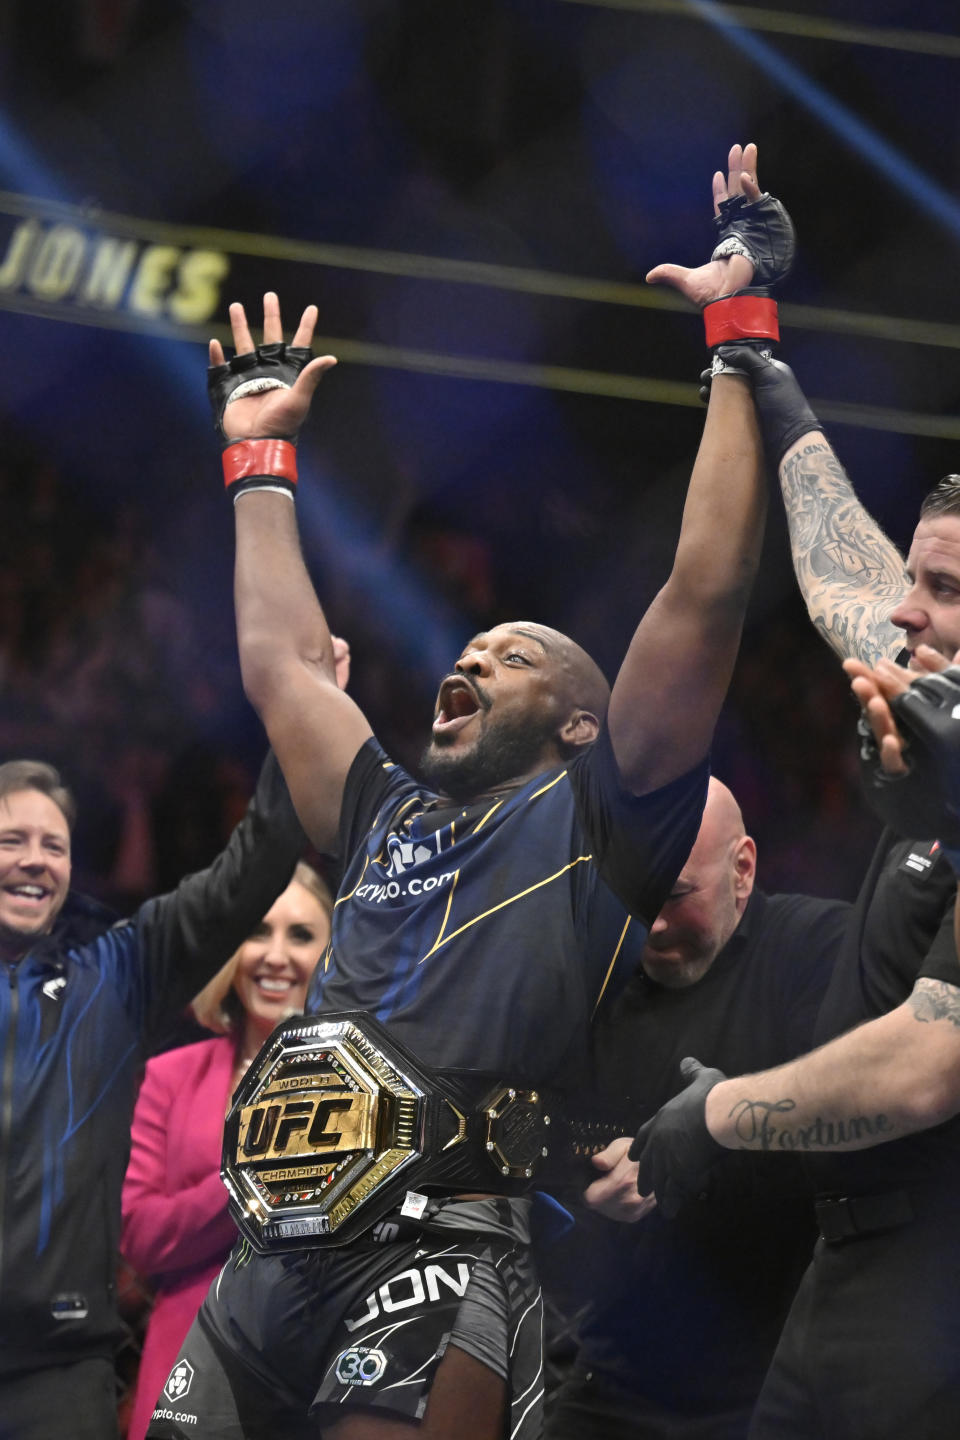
[{"left": 121, "top": 862, "right": 332, "bottom": 1440}]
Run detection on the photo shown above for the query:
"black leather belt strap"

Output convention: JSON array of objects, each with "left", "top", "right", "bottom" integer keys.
[
  {"left": 417, "top": 1069, "right": 622, "bottom": 1191},
  {"left": 815, "top": 1190, "right": 915, "bottom": 1244},
  {"left": 537, "top": 1109, "right": 623, "bottom": 1186}
]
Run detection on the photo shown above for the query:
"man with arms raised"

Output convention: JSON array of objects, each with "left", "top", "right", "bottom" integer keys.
[{"left": 147, "top": 144, "right": 785, "bottom": 1440}]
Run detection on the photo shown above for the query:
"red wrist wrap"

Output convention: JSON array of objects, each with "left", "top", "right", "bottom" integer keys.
[
  {"left": 703, "top": 294, "right": 779, "bottom": 349},
  {"left": 222, "top": 439, "right": 298, "bottom": 490}
]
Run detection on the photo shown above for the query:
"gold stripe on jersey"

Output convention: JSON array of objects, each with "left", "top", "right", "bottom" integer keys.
[
  {"left": 393, "top": 796, "right": 421, "bottom": 826},
  {"left": 471, "top": 800, "right": 504, "bottom": 835},
  {"left": 423, "top": 869, "right": 463, "bottom": 959},
  {"left": 335, "top": 854, "right": 370, "bottom": 907},
  {"left": 369, "top": 797, "right": 423, "bottom": 867},
  {"left": 528, "top": 770, "right": 568, "bottom": 802},
  {"left": 419, "top": 853, "right": 594, "bottom": 963},
  {"left": 593, "top": 914, "right": 634, "bottom": 1015}
]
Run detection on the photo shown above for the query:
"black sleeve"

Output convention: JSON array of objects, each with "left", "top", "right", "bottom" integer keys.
[
  {"left": 337, "top": 738, "right": 414, "bottom": 864},
  {"left": 775, "top": 897, "right": 851, "bottom": 1058},
  {"left": 918, "top": 893, "right": 960, "bottom": 988},
  {"left": 568, "top": 723, "right": 709, "bottom": 926},
  {"left": 125, "top": 750, "right": 307, "bottom": 1038}
]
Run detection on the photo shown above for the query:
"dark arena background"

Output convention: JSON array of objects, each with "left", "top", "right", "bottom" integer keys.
[{"left": 1, "top": 1, "right": 958, "bottom": 1419}]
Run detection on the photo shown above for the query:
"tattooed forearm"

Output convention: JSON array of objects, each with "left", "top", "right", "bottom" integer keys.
[
  {"left": 728, "top": 1096, "right": 894, "bottom": 1152},
  {"left": 909, "top": 979, "right": 960, "bottom": 1029},
  {"left": 778, "top": 442, "right": 909, "bottom": 665}
]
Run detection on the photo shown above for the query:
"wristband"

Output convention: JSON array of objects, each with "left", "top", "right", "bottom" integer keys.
[
  {"left": 222, "top": 438, "right": 297, "bottom": 502},
  {"left": 703, "top": 291, "right": 779, "bottom": 349}
]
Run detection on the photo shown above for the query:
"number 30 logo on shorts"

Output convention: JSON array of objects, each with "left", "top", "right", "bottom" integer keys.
[{"left": 335, "top": 1345, "right": 387, "bottom": 1386}]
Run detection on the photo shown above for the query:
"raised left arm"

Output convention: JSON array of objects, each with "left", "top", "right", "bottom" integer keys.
[
  {"left": 132, "top": 750, "right": 306, "bottom": 1033},
  {"left": 607, "top": 372, "right": 764, "bottom": 793},
  {"left": 608, "top": 144, "right": 769, "bottom": 793}
]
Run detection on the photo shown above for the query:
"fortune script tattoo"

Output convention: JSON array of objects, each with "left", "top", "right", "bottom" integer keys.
[{"left": 728, "top": 1096, "right": 893, "bottom": 1152}]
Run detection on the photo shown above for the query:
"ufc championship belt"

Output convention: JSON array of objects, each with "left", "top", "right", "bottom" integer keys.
[{"left": 222, "top": 1010, "right": 613, "bottom": 1251}]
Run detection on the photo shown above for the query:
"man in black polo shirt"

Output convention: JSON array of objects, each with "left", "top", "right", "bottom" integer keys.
[
  {"left": 630, "top": 350, "right": 960, "bottom": 1440},
  {"left": 544, "top": 779, "right": 848, "bottom": 1440}
]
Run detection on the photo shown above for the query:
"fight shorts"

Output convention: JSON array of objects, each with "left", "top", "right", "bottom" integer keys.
[{"left": 146, "top": 1196, "right": 543, "bottom": 1438}]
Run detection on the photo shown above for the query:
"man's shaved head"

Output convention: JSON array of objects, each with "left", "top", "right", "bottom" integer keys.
[
  {"left": 641, "top": 777, "right": 756, "bottom": 989},
  {"left": 505, "top": 622, "right": 610, "bottom": 722},
  {"left": 697, "top": 777, "right": 747, "bottom": 856}
]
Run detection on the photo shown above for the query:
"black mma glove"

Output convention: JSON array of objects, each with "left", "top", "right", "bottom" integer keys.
[
  {"left": 712, "top": 190, "right": 796, "bottom": 287},
  {"left": 702, "top": 189, "right": 797, "bottom": 354},
  {"left": 628, "top": 1057, "right": 727, "bottom": 1220},
  {"left": 208, "top": 340, "right": 315, "bottom": 501},
  {"left": 858, "top": 665, "right": 960, "bottom": 849}
]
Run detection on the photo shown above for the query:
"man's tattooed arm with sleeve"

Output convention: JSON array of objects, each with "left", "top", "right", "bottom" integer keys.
[
  {"left": 632, "top": 971, "right": 960, "bottom": 1211},
  {"left": 779, "top": 433, "right": 910, "bottom": 668},
  {"left": 701, "top": 975, "right": 960, "bottom": 1155},
  {"left": 725, "top": 349, "right": 910, "bottom": 666}
]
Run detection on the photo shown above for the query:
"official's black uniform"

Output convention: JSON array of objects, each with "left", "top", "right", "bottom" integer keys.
[
  {"left": 751, "top": 834, "right": 960, "bottom": 1440},
  {"left": 543, "top": 889, "right": 849, "bottom": 1440},
  {"left": 0, "top": 755, "right": 303, "bottom": 1440}
]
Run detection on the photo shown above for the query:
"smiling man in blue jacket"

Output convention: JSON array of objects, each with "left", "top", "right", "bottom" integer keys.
[{"left": 0, "top": 754, "right": 305, "bottom": 1440}]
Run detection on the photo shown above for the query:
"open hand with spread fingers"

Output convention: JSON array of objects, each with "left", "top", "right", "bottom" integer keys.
[
  {"left": 208, "top": 291, "right": 337, "bottom": 445},
  {"left": 646, "top": 142, "right": 794, "bottom": 309}
]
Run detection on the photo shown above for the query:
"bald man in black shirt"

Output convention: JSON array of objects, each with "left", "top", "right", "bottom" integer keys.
[{"left": 544, "top": 779, "right": 849, "bottom": 1440}]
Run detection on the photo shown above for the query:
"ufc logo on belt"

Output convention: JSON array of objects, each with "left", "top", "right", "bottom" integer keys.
[{"left": 237, "top": 1091, "right": 375, "bottom": 1161}]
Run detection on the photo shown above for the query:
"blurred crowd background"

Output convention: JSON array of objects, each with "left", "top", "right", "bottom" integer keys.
[
  {"left": 3, "top": 4, "right": 960, "bottom": 1426},
  {"left": 0, "top": 409, "right": 883, "bottom": 910},
  {"left": 7, "top": 1, "right": 954, "bottom": 913}
]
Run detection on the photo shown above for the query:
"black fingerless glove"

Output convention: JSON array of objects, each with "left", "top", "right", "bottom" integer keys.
[
  {"left": 208, "top": 341, "right": 315, "bottom": 502},
  {"left": 699, "top": 190, "right": 797, "bottom": 357},
  {"left": 711, "top": 190, "right": 796, "bottom": 288}
]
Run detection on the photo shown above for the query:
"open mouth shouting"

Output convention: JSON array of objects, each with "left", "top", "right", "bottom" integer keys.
[{"left": 432, "top": 676, "right": 490, "bottom": 738}]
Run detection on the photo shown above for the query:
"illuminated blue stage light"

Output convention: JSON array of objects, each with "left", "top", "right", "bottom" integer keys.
[{"left": 689, "top": 0, "right": 960, "bottom": 240}]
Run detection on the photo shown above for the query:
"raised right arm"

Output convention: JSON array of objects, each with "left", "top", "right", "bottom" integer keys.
[
  {"left": 232, "top": 491, "right": 372, "bottom": 853},
  {"left": 211, "top": 295, "right": 372, "bottom": 854}
]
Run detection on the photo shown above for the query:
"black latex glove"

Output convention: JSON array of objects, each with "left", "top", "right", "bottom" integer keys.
[{"left": 629, "top": 1057, "right": 728, "bottom": 1219}]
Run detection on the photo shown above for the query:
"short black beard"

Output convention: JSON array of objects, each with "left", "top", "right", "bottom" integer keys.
[{"left": 419, "top": 713, "right": 561, "bottom": 803}]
